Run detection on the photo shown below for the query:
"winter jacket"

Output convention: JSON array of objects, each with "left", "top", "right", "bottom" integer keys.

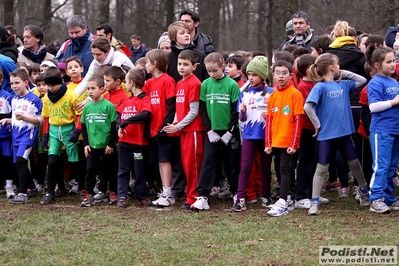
[
  {"left": 17, "top": 44, "right": 54, "bottom": 66},
  {"left": 129, "top": 44, "right": 148, "bottom": 64},
  {"left": 192, "top": 30, "right": 214, "bottom": 55},
  {"left": 0, "top": 43, "right": 18, "bottom": 63}
]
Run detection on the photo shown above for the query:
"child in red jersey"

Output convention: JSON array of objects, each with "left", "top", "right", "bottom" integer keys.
[
  {"left": 143, "top": 49, "right": 177, "bottom": 207},
  {"left": 164, "top": 50, "right": 204, "bottom": 209},
  {"left": 116, "top": 68, "right": 152, "bottom": 208}
]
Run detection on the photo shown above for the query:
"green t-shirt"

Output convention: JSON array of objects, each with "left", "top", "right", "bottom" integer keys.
[
  {"left": 81, "top": 98, "right": 117, "bottom": 149},
  {"left": 199, "top": 76, "right": 240, "bottom": 130}
]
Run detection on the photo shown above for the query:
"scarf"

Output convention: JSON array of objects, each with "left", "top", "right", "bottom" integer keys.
[
  {"left": 47, "top": 83, "right": 68, "bottom": 103},
  {"left": 21, "top": 44, "right": 48, "bottom": 64},
  {"left": 93, "top": 47, "right": 115, "bottom": 67},
  {"left": 70, "top": 30, "right": 91, "bottom": 53},
  {"left": 329, "top": 36, "right": 356, "bottom": 49}
]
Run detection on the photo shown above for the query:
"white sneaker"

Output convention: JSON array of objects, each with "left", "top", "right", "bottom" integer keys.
[
  {"left": 267, "top": 198, "right": 289, "bottom": 217},
  {"left": 209, "top": 186, "right": 220, "bottom": 197},
  {"left": 339, "top": 187, "right": 349, "bottom": 198},
  {"left": 93, "top": 191, "right": 109, "bottom": 203},
  {"left": 190, "top": 196, "right": 210, "bottom": 211},
  {"left": 308, "top": 201, "right": 320, "bottom": 215},
  {"left": 5, "top": 185, "right": 16, "bottom": 199},
  {"left": 68, "top": 181, "right": 79, "bottom": 194},
  {"left": 319, "top": 196, "right": 329, "bottom": 204},
  {"left": 295, "top": 198, "right": 311, "bottom": 209},
  {"left": 152, "top": 193, "right": 175, "bottom": 207},
  {"left": 356, "top": 187, "right": 370, "bottom": 206},
  {"left": 287, "top": 195, "right": 295, "bottom": 211}
]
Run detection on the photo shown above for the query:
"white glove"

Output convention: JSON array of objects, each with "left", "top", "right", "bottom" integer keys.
[
  {"left": 221, "top": 132, "right": 233, "bottom": 145},
  {"left": 207, "top": 130, "right": 221, "bottom": 143}
]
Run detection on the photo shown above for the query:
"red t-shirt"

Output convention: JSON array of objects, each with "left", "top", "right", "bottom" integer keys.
[
  {"left": 175, "top": 74, "right": 204, "bottom": 132},
  {"left": 117, "top": 95, "right": 152, "bottom": 145},
  {"left": 297, "top": 79, "right": 315, "bottom": 130},
  {"left": 104, "top": 88, "right": 129, "bottom": 110},
  {"left": 143, "top": 73, "right": 176, "bottom": 137}
]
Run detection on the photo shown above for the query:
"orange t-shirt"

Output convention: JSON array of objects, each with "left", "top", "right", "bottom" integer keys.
[{"left": 266, "top": 84, "right": 304, "bottom": 148}]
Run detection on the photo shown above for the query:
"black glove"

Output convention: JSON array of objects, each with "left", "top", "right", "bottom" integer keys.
[
  {"left": 155, "top": 129, "right": 167, "bottom": 142},
  {"left": 69, "top": 128, "right": 81, "bottom": 143},
  {"left": 42, "top": 134, "right": 49, "bottom": 149}
]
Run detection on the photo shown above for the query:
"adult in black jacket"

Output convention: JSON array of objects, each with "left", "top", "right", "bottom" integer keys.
[
  {"left": 180, "top": 10, "right": 215, "bottom": 55},
  {"left": 0, "top": 25, "right": 18, "bottom": 63}
]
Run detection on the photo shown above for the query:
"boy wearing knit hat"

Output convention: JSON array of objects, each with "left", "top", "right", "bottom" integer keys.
[
  {"left": 232, "top": 56, "right": 275, "bottom": 212},
  {"left": 264, "top": 60, "right": 304, "bottom": 217},
  {"left": 39, "top": 67, "right": 83, "bottom": 205}
]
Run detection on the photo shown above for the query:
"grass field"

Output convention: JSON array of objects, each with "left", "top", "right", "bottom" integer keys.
[{"left": 0, "top": 189, "right": 398, "bottom": 266}]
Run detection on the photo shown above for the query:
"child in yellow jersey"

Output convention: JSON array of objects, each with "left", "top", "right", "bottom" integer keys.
[
  {"left": 39, "top": 67, "right": 83, "bottom": 205},
  {"left": 65, "top": 56, "right": 87, "bottom": 194},
  {"left": 66, "top": 56, "right": 87, "bottom": 101}
]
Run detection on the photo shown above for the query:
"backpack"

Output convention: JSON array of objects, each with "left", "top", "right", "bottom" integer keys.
[{"left": 384, "top": 25, "right": 399, "bottom": 48}]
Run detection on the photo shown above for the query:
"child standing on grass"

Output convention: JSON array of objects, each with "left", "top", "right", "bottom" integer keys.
[
  {"left": 92, "top": 66, "right": 128, "bottom": 205},
  {"left": 65, "top": 56, "right": 86, "bottom": 194},
  {"left": 231, "top": 56, "right": 274, "bottom": 212},
  {"left": 304, "top": 53, "right": 370, "bottom": 216},
  {"left": 143, "top": 49, "right": 176, "bottom": 208},
  {"left": 163, "top": 50, "right": 204, "bottom": 210},
  {"left": 191, "top": 52, "right": 240, "bottom": 211},
  {"left": 366, "top": 46, "right": 399, "bottom": 214},
  {"left": 116, "top": 68, "right": 152, "bottom": 208},
  {"left": 265, "top": 60, "right": 304, "bottom": 217},
  {"left": 0, "top": 69, "right": 43, "bottom": 204},
  {"left": 39, "top": 67, "right": 82, "bottom": 205},
  {"left": 0, "top": 69, "right": 15, "bottom": 198},
  {"left": 80, "top": 77, "right": 117, "bottom": 207},
  {"left": 294, "top": 54, "right": 317, "bottom": 209}
]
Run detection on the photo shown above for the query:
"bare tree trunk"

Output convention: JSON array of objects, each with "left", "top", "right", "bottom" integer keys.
[
  {"left": 198, "top": 0, "right": 221, "bottom": 50},
  {"left": 73, "top": 0, "right": 82, "bottom": 15},
  {"left": 166, "top": 0, "right": 174, "bottom": 27},
  {"left": 115, "top": 0, "right": 125, "bottom": 38},
  {"left": 97, "top": 0, "right": 110, "bottom": 24},
  {"left": 42, "top": 0, "right": 52, "bottom": 40},
  {"left": 3, "top": 0, "right": 14, "bottom": 25}
]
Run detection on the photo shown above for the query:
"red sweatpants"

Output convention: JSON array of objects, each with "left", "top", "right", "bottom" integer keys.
[
  {"left": 180, "top": 131, "right": 204, "bottom": 205},
  {"left": 246, "top": 150, "right": 262, "bottom": 201}
]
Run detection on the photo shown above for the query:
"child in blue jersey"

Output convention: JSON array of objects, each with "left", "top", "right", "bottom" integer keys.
[
  {"left": 366, "top": 46, "right": 399, "bottom": 214},
  {"left": 304, "top": 53, "right": 369, "bottom": 215},
  {"left": 231, "top": 56, "right": 274, "bottom": 212},
  {"left": 0, "top": 69, "right": 43, "bottom": 204},
  {"left": 0, "top": 69, "right": 14, "bottom": 198}
]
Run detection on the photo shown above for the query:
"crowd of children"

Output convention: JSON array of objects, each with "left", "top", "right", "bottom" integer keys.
[{"left": 2, "top": 17, "right": 399, "bottom": 217}]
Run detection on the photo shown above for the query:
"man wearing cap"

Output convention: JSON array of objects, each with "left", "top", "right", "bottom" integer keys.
[
  {"left": 180, "top": 10, "right": 215, "bottom": 55},
  {"left": 279, "top": 11, "right": 317, "bottom": 52},
  {"left": 17, "top": 25, "right": 54, "bottom": 66}
]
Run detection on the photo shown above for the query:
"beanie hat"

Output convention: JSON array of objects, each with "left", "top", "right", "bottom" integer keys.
[
  {"left": 246, "top": 56, "right": 269, "bottom": 80},
  {"left": 0, "top": 26, "right": 10, "bottom": 41},
  {"left": 285, "top": 20, "right": 294, "bottom": 35},
  {"left": 158, "top": 32, "right": 171, "bottom": 48}
]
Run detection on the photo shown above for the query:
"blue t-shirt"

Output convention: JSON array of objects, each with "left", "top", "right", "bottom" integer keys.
[
  {"left": 237, "top": 85, "right": 274, "bottom": 140},
  {"left": 0, "top": 89, "right": 12, "bottom": 139},
  {"left": 11, "top": 91, "right": 42, "bottom": 146},
  {"left": 306, "top": 80, "right": 355, "bottom": 141},
  {"left": 368, "top": 74, "right": 399, "bottom": 134}
]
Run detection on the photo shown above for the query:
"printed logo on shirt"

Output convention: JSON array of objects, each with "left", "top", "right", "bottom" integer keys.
[
  {"left": 327, "top": 89, "right": 343, "bottom": 98},
  {"left": 150, "top": 90, "right": 160, "bottom": 105},
  {"left": 176, "top": 89, "right": 185, "bottom": 103},
  {"left": 386, "top": 87, "right": 399, "bottom": 94},
  {"left": 282, "top": 105, "right": 290, "bottom": 115},
  {"left": 22, "top": 105, "right": 27, "bottom": 112},
  {"left": 271, "top": 107, "right": 278, "bottom": 113}
]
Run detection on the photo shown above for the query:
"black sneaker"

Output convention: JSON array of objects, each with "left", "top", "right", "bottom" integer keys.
[
  {"left": 261, "top": 196, "right": 274, "bottom": 208},
  {"left": 27, "top": 188, "right": 38, "bottom": 198},
  {"left": 181, "top": 202, "right": 191, "bottom": 210},
  {"left": 117, "top": 197, "right": 127, "bottom": 208},
  {"left": 231, "top": 199, "right": 246, "bottom": 212},
  {"left": 40, "top": 193, "right": 55, "bottom": 205}
]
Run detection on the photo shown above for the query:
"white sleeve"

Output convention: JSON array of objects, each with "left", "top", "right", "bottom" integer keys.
[
  {"left": 369, "top": 100, "right": 392, "bottom": 113},
  {"left": 304, "top": 102, "right": 320, "bottom": 129},
  {"left": 74, "top": 62, "right": 97, "bottom": 98}
]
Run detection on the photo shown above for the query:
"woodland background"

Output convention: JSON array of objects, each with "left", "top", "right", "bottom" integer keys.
[{"left": 1, "top": 0, "right": 399, "bottom": 58}]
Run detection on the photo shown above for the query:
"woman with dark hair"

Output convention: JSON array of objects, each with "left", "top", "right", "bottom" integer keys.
[
  {"left": 17, "top": 25, "right": 54, "bottom": 66},
  {"left": 0, "top": 25, "right": 18, "bottom": 63}
]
